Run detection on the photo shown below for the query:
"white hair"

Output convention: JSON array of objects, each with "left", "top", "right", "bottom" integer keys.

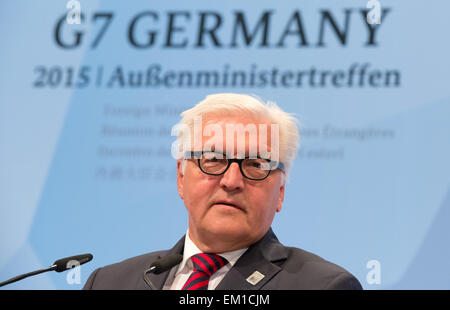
[{"left": 174, "top": 93, "right": 300, "bottom": 183}]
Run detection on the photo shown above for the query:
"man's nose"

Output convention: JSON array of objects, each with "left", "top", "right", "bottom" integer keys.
[{"left": 219, "top": 162, "right": 244, "bottom": 191}]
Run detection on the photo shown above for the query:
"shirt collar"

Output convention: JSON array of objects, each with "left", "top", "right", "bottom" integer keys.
[{"left": 175, "top": 230, "right": 248, "bottom": 275}]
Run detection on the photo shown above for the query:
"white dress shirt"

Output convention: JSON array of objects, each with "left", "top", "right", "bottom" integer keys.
[{"left": 163, "top": 230, "right": 248, "bottom": 290}]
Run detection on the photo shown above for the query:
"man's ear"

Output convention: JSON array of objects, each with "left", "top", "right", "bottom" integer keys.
[
  {"left": 276, "top": 178, "right": 285, "bottom": 213},
  {"left": 177, "top": 159, "right": 185, "bottom": 200}
]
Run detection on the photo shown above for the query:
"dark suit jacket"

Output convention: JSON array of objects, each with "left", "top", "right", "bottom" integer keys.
[{"left": 83, "top": 228, "right": 362, "bottom": 290}]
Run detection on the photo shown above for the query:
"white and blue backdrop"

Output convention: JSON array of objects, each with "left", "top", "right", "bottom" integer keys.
[{"left": 1, "top": 0, "right": 449, "bottom": 289}]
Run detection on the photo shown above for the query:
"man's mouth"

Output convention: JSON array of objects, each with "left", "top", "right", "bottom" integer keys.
[{"left": 212, "top": 201, "right": 245, "bottom": 212}]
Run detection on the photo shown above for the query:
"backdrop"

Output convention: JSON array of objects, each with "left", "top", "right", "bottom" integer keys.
[{"left": 1, "top": 0, "right": 449, "bottom": 290}]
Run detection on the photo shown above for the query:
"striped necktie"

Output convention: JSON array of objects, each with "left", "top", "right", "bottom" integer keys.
[{"left": 181, "top": 253, "right": 228, "bottom": 290}]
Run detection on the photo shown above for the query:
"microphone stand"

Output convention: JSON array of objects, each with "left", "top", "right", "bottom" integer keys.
[
  {"left": 143, "top": 266, "right": 158, "bottom": 290},
  {"left": 0, "top": 253, "right": 93, "bottom": 288},
  {"left": 0, "top": 264, "right": 57, "bottom": 287}
]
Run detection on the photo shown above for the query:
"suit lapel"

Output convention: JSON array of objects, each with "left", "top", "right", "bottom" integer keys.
[
  {"left": 140, "top": 235, "right": 185, "bottom": 290},
  {"left": 215, "top": 228, "right": 288, "bottom": 290}
]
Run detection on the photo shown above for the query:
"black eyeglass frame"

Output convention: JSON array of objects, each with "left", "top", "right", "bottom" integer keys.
[{"left": 184, "top": 151, "right": 285, "bottom": 181}]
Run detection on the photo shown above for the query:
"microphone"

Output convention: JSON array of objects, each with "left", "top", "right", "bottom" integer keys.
[
  {"left": 53, "top": 253, "right": 93, "bottom": 272},
  {"left": 143, "top": 254, "right": 183, "bottom": 290},
  {"left": 0, "top": 253, "right": 93, "bottom": 287}
]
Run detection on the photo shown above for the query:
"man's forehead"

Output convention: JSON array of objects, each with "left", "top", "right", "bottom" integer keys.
[
  {"left": 199, "top": 146, "right": 272, "bottom": 157},
  {"left": 201, "top": 120, "right": 275, "bottom": 143}
]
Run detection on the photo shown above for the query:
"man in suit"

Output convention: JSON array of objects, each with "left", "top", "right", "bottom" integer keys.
[{"left": 83, "top": 93, "right": 362, "bottom": 290}]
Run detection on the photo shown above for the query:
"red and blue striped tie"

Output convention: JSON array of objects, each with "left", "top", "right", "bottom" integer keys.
[{"left": 181, "top": 253, "right": 228, "bottom": 290}]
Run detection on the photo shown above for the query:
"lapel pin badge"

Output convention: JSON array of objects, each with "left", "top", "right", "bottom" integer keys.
[{"left": 246, "top": 271, "right": 265, "bottom": 285}]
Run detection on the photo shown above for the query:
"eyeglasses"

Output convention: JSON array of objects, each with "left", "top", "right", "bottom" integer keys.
[{"left": 184, "top": 151, "right": 285, "bottom": 181}]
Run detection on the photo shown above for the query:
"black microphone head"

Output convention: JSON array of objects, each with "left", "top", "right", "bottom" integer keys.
[
  {"left": 53, "top": 253, "right": 93, "bottom": 272},
  {"left": 149, "top": 254, "right": 183, "bottom": 274}
]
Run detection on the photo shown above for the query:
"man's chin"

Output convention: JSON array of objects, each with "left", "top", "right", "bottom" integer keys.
[
  {"left": 199, "top": 226, "right": 252, "bottom": 250},
  {"left": 207, "top": 220, "right": 246, "bottom": 234}
]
